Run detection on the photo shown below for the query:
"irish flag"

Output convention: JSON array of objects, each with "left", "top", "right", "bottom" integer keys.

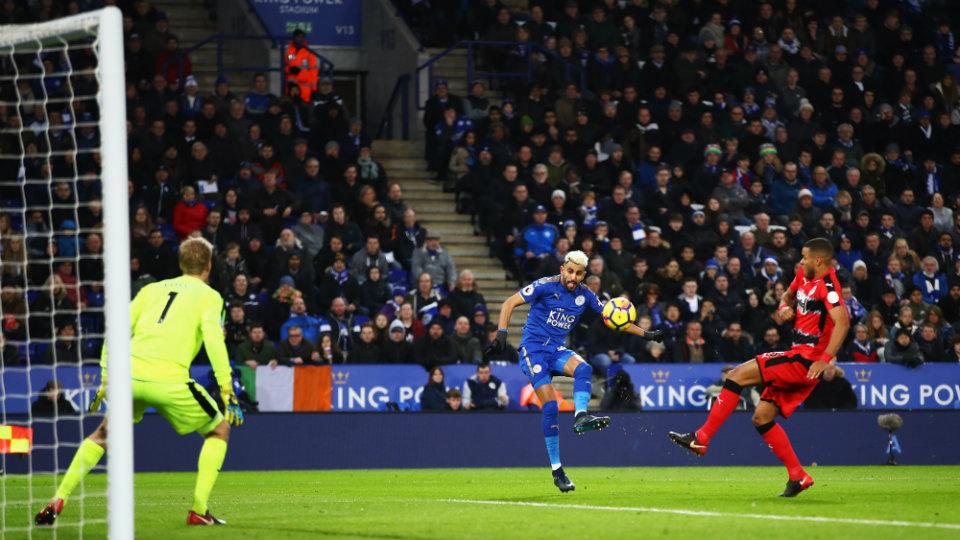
[{"left": 237, "top": 365, "right": 332, "bottom": 412}]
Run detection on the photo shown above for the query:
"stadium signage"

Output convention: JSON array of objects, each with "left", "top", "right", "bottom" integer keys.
[
  {"left": 622, "top": 364, "right": 960, "bottom": 410},
  {"left": 4, "top": 363, "right": 960, "bottom": 413},
  {"left": 249, "top": 0, "right": 361, "bottom": 46}
]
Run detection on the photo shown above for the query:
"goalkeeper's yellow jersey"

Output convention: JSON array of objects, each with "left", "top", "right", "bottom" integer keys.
[{"left": 101, "top": 275, "right": 230, "bottom": 386}]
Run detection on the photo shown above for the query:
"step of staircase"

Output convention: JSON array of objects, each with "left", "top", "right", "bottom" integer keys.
[
  {"left": 153, "top": 0, "right": 220, "bottom": 89},
  {"left": 375, "top": 138, "right": 527, "bottom": 337},
  {"left": 424, "top": 47, "right": 470, "bottom": 102}
]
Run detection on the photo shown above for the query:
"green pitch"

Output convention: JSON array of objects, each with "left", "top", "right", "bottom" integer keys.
[{"left": 4, "top": 466, "right": 959, "bottom": 539}]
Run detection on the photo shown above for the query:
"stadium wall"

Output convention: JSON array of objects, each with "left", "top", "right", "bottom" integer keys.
[{"left": 10, "top": 411, "right": 959, "bottom": 474}]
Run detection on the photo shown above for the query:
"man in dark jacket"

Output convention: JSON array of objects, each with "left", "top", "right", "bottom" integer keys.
[
  {"left": 447, "top": 269, "right": 486, "bottom": 319},
  {"left": 381, "top": 320, "right": 416, "bottom": 363},
  {"left": 804, "top": 366, "right": 857, "bottom": 409},
  {"left": 235, "top": 324, "right": 278, "bottom": 368},
  {"left": 350, "top": 324, "right": 381, "bottom": 363},
  {"left": 669, "top": 321, "right": 717, "bottom": 363},
  {"left": 716, "top": 322, "right": 755, "bottom": 364},
  {"left": 707, "top": 275, "right": 745, "bottom": 323},
  {"left": 388, "top": 208, "right": 426, "bottom": 271},
  {"left": 277, "top": 325, "right": 319, "bottom": 365},
  {"left": 253, "top": 171, "right": 297, "bottom": 244},
  {"left": 295, "top": 158, "right": 331, "bottom": 214},
  {"left": 138, "top": 228, "right": 178, "bottom": 280},
  {"left": 462, "top": 362, "right": 508, "bottom": 410},
  {"left": 31, "top": 380, "right": 78, "bottom": 416},
  {"left": 414, "top": 321, "right": 457, "bottom": 369},
  {"left": 224, "top": 301, "right": 251, "bottom": 359},
  {"left": 450, "top": 316, "right": 482, "bottom": 364},
  {"left": 422, "top": 79, "right": 464, "bottom": 166}
]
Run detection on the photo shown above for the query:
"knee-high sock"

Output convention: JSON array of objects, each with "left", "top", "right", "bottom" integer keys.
[
  {"left": 55, "top": 438, "right": 105, "bottom": 502},
  {"left": 193, "top": 437, "right": 228, "bottom": 514},
  {"left": 542, "top": 400, "right": 561, "bottom": 469},
  {"left": 696, "top": 379, "right": 743, "bottom": 444},
  {"left": 572, "top": 362, "right": 592, "bottom": 415},
  {"left": 757, "top": 421, "right": 805, "bottom": 480}
]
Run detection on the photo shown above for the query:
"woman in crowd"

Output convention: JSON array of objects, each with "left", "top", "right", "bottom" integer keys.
[{"left": 419, "top": 366, "right": 448, "bottom": 411}]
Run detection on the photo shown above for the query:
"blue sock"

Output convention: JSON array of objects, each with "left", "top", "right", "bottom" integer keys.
[
  {"left": 542, "top": 400, "right": 560, "bottom": 468},
  {"left": 573, "top": 362, "right": 592, "bottom": 414}
]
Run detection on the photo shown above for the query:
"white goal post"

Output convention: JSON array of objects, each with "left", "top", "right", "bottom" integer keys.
[{"left": 0, "top": 7, "right": 132, "bottom": 538}]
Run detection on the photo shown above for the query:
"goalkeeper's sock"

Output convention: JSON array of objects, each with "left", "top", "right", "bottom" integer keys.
[
  {"left": 192, "top": 437, "right": 228, "bottom": 515},
  {"left": 695, "top": 379, "right": 743, "bottom": 444},
  {"left": 55, "top": 438, "right": 105, "bottom": 502},
  {"left": 572, "top": 362, "right": 592, "bottom": 415},
  {"left": 542, "top": 400, "right": 561, "bottom": 469},
  {"left": 757, "top": 421, "right": 805, "bottom": 481}
]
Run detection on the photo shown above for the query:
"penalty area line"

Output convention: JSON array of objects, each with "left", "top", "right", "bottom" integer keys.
[{"left": 443, "top": 499, "right": 960, "bottom": 531}]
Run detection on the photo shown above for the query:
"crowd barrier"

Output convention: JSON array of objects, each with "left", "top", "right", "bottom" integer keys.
[
  {"left": 4, "top": 410, "right": 958, "bottom": 474},
  {"left": 4, "top": 363, "right": 960, "bottom": 414}
]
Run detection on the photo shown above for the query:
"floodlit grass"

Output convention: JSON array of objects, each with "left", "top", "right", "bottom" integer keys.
[{"left": 4, "top": 466, "right": 959, "bottom": 539}]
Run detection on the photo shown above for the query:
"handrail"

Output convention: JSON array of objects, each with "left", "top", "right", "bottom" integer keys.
[
  {"left": 378, "top": 74, "right": 411, "bottom": 140},
  {"left": 385, "top": 0, "right": 426, "bottom": 52},
  {"left": 413, "top": 40, "right": 586, "bottom": 113},
  {"left": 161, "top": 33, "right": 334, "bottom": 87}
]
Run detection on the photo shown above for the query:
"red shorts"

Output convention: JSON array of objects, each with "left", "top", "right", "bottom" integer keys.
[{"left": 754, "top": 348, "right": 821, "bottom": 418}]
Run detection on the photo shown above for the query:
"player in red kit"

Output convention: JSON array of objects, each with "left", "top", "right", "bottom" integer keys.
[{"left": 668, "top": 238, "right": 850, "bottom": 497}]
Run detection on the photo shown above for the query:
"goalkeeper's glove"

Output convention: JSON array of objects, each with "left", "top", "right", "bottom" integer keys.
[
  {"left": 220, "top": 388, "right": 244, "bottom": 426},
  {"left": 484, "top": 329, "right": 508, "bottom": 357},
  {"left": 89, "top": 373, "right": 106, "bottom": 413}
]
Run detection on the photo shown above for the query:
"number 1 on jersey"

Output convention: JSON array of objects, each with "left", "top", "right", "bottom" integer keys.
[{"left": 158, "top": 291, "right": 178, "bottom": 323}]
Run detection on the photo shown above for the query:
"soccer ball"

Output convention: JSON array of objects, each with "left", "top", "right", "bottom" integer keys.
[{"left": 601, "top": 297, "right": 636, "bottom": 330}]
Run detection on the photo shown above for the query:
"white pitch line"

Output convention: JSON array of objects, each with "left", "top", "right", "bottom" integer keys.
[{"left": 444, "top": 499, "right": 960, "bottom": 531}]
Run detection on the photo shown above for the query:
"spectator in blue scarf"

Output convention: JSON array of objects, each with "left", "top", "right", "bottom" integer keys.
[{"left": 912, "top": 256, "right": 949, "bottom": 304}]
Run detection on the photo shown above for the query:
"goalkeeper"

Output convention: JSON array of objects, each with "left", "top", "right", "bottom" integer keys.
[{"left": 35, "top": 237, "right": 244, "bottom": 527}]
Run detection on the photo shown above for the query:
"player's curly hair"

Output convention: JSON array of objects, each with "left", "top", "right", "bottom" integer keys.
[{"left": 179, "top": 236, "right": 214, "bottom": 275}]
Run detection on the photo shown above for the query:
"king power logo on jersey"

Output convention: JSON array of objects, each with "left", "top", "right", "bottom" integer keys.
[{"left": 546, "top": 309, "right": 576, "bottom": 329}]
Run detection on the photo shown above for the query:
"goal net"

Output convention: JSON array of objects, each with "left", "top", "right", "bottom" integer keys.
[{"left": 0, "top": 7, "right": 132, "bottom": 538}]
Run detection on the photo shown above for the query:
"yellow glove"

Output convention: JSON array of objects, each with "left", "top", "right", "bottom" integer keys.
[
  {"left": 220, "top": 388, "right": 244, "bottom": 426},
  {"left": 89, "top": 373, "right": 107, "bottom": 413}
]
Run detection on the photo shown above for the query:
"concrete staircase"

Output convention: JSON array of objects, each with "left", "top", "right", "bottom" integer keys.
[
  {"left": 425, "top": 47, "right": 505, "bottom": 109},
  {"left": 153, "top": 0, "right": 225, "bottom": 91},
  {"left": 372, "top": 139, "right": 594, "bottom": 405},
  {"left": 372, "top": 139, "right": 529, "bottom": 338},
  {"left": 426, "top": 47, "right": 470, "bottom": 98}
]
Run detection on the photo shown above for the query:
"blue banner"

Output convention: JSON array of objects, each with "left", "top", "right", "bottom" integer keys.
[
  {"left": 621, "top": 363, "right": 960, "bottom": 411},
  {"left": 328, "top": 363, "right": 531, "bottom": 411},
  {"left": 249, "top": 0, "right": 361, "bottom": 47},
  {"left": 4, "top": 363, "right": 960, "bottom": 414},
  {"left": 1, "top": 365, "right": 101, "bottom": 415}
]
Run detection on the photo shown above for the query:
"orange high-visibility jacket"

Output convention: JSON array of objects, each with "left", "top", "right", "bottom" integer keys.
[{"left": 285, "top": 41, "right": 318, "bottom": 102}]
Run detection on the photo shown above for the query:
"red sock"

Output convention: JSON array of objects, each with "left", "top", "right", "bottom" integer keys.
[
  {"left": 695, "top": 383, "right": 742, "bottom": 444},
  {"left": 760, "top": 422, "right": 805, "bottom": 480}
]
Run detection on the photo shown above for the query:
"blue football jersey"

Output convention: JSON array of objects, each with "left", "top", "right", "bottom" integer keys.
[{"left": 518, "top": 275, "right": 604, "bottom": 345}]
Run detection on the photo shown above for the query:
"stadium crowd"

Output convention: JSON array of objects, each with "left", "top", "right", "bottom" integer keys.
[
  {"left": 0, "top": 0, "right": 498, "bottom": 371},
  {"left": 411, "top": 0, "right": 960, "bottom": 369},
  {"left": 2, "top": 0, "right": 960, "bottom": 384}
]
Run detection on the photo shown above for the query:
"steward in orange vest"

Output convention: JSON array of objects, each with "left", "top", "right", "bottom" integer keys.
[{"left": 285, "top": 29, "right": 318, "bottom": 102}]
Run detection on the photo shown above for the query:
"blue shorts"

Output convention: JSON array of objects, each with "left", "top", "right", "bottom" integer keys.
[{"left": 517, "top": 342, "right": 578, "bottom": 389}]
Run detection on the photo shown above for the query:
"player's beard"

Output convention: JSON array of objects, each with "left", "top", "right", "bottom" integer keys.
[
  {"left": 563, "top": 277, "right": 579, "bottom": 290},
  {"left": 804, "top": 265, "right": 815, "bottom": 279}
]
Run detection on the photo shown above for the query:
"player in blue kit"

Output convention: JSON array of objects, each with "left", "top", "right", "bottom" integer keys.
[{"left": 487, "top": 251, "right": 662, "bottom": 492}]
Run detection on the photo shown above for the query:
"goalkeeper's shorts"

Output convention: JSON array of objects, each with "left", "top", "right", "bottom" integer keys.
[{"left": 132, "top": 379, "right": 224, "bottom": 435}]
